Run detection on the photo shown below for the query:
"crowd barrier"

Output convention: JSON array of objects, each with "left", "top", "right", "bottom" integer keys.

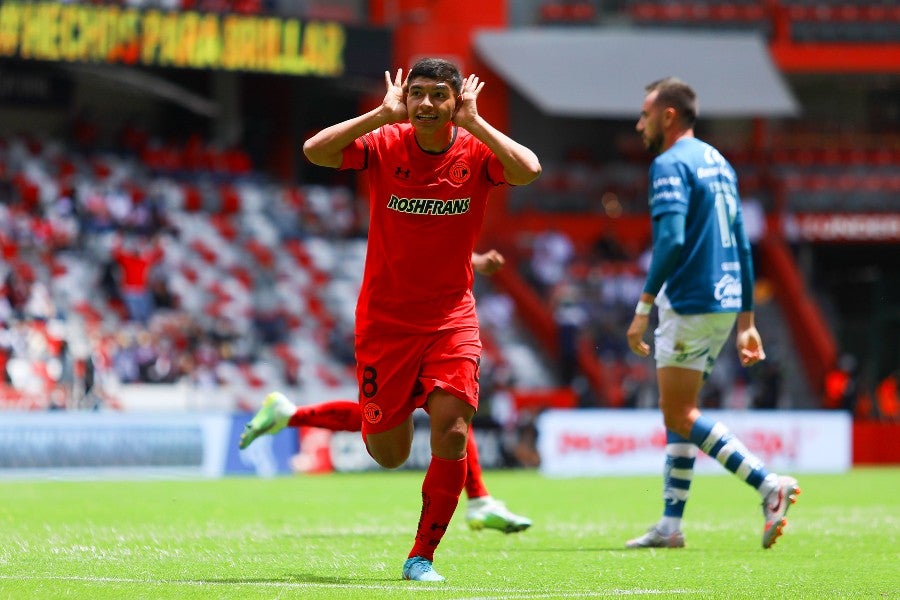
[
  {"left": 2, "top": 407, "right": 881, "bottom": 480},
  {"left": 0, "top": 412, "right": 297, "bottom": 479},
  {"left": 536, "top": 409, "right": 852, "bottom": 477}
]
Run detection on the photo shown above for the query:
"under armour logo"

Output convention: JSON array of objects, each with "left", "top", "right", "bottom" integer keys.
[{"left": 395, "top": 166, "right": 410, "bottom": 179}]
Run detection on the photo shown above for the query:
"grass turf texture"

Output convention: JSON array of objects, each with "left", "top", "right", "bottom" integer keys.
[{"left": 0, "top": 468, "right": 897, "bottom": 599}]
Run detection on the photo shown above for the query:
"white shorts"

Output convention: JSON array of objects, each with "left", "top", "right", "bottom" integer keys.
[{"left": 653, "top": 304, "right": 736, "bottom": 377}]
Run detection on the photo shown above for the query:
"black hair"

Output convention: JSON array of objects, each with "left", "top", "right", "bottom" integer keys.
[{"left": 408, "top": 58, "right": 463, "bottom": 96}]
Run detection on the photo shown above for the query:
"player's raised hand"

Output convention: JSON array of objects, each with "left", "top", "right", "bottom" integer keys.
[
  {"left": 382, "top": 69, "right": 409, "bottom": 123},
  {"left": 453, "top": 74, "right": 485, "bottom": 129}
]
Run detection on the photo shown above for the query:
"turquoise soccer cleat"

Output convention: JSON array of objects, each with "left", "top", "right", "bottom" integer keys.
[{"left": 402, "top": 556, "right": 445, "bottom": 582}]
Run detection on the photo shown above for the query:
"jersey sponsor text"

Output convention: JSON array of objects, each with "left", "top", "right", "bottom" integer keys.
[
  {"left": 714, "top": 273, "right": 742, "bottom": 309},
  {"left": 387, "top": 195, "right": 471, "bottom": 216}
]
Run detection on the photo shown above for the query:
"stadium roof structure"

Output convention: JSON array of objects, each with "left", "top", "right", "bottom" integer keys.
[{"left": 474, "top": 28, "right": 800, "bottom": 119}]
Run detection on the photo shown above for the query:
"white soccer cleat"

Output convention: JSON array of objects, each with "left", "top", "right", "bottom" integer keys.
[
  {"left": 626, "top": 524, "right": 685, "bottom": 549},
  {"left": 466, "top": 496, "right": 532, "bottom": 534},
  {"left": 762, "top": 475, "right": 801, "bottom": 549}
]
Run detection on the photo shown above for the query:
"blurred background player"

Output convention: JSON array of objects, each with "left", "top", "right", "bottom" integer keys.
[
  {"left": 242, "top": 58, "right": 541, "bottom": 581},
  {"left": 240, "top": 250, "right": 532, "bottom": 535},
  {"left": 625, "top": 77, "right": 800, "bottom": 550}
]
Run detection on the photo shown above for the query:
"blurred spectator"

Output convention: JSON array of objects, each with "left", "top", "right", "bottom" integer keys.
[
  {"left": 824, "top": 353, "right": 860, "bottom": 411},
  {"left": 70, "top": 108, "right": 99, "bottom": 153},
  {"left": 110, "top": 235, "right": 164, "bottom": 324},
  {"left": 875, "top": 370, "right": 899, "bottom": 422},
  {"left": 149, "top": 274, "right": 178, "bottom": 312},
  {"left": 117, "top": 116, "right": 150, "bottom": 156},
  {"left": 512, "top": 408, "right": 542, "bottom": 468},
  {"left": 478, "top": 290, "right": 516, "bottom": 332},
  {"left": 528, "top": 229, "right": 574, "bottom": 294},
  {"left": 2, "top": 270, "right": 30, "bottom": 319},
  {"left": 550, "top": 281, "right": 588, "bottom": 386},
  {"left": 252, "top": 288, "right": 287, "bottom": 345},
  {"left": 591, "top": 230, "right": 628, "bottom": 262},
  {"left": 112, "top": 330, "right": 141, "bottom": 383}
]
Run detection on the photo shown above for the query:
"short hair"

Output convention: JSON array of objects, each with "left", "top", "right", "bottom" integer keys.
[
  {"left": 408, "top": 58, "right": 463, "bottom": 96},
  {"left": 646, "top": 77, "right": 698, "bottom": 127}
]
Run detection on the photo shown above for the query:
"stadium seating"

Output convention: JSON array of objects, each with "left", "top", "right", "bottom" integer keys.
[
  {"left": 624, "top": 0, "right": 900, "bottom": 42},
  {"left": 1, "top": 0, "right": 894, "bottom": 417},
  {"left": 0, "top": 127, "right": 556, "bottom": 412}
]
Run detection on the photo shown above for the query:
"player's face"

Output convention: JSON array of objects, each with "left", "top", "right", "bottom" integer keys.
[
  {"left": 406, "top": 77, "right": 457, "bottom": 132},
  {"left": 636, "top": 91, "right": 664, "bottom": 156}
]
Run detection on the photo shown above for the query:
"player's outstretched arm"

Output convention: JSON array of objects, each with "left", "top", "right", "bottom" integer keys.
[
  {"left": 303, "top": 69, "right": 409, "bottom": 168},
  {"left": 453, "top": 74, "right": 541, "bottom": 186}
]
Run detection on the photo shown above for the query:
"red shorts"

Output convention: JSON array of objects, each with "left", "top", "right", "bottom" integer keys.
[{"left": 354, "top": 327, "right": 482, "bottom": 436}]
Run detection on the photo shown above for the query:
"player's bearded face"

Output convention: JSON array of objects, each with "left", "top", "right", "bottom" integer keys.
[
  {"left": 644, "top": 118, "right": 664, "bottom": 156},
  {"left": 637, "top": 94, "right": 664, "bottom": 156}
]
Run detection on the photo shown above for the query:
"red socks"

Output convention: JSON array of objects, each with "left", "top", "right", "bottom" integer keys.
[
  {"left": 286, "top": 402, "right": 485, "bottom": 561},
  {"left": 409, "top": 454, "right": 467, "bottom": 561},
  {"left": 464, "top": 429, "right": 490, "bottom": 500},
  {"left": 287, "top": 400, "right": 361, "bottom": 431},
  {"left": 284, "top": 403, "right": 491, "bottom": 507}
]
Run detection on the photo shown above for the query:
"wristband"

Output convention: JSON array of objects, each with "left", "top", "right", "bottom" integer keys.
[{"left": 635, "top": 301, "right": 653, "bottom": 316}]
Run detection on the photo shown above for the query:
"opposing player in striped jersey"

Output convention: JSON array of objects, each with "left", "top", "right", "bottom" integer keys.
[
  {"left": 248, "top": 58, "right": 541, "bottom": 582},
  {"left": 625, "top": 77, "right": 800, "bottom": 550}
]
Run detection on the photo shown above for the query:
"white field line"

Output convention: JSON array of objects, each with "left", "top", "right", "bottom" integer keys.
[{"left": 0, "top": 575, "right": 702, "bottom": 597}]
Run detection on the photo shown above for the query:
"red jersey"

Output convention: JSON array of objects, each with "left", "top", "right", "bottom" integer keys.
[
  {"left": 341, "top": 123, "right": 506, "bottom": 335},
  {"left": 112, "top": 244, "right": 163, "bottom": 294}
]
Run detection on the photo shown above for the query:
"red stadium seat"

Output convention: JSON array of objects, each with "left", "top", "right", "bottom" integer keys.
[
  {"left": 218, "top": 185, "right": 241, "bottom": 215},
  {"left": 182, "top": 185, "right": 203, "bottom": 212}
]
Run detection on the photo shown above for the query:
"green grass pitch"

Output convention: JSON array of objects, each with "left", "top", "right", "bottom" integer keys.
[{"left": 0, "top": 468, "right": 897, "bottom": 599}]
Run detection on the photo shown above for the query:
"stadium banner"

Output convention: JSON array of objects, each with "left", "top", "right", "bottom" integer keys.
[
  {"left": 0, "top": 1, "right": 389, "bottom": 77},
  {"left": 325, "top": 418, "right": 507, "bottom": 473},
  {"left": 226, "top": 412, "right": 298, "bottom": 477},
  {"left": 0, "top": 412, "right": 295, "bottom": 480},
  {"left": 536, "top": 409, "right": 851, "bottom": 477},
  {"left": 793, "top": 213, "right": 900, "bottom": 243}
]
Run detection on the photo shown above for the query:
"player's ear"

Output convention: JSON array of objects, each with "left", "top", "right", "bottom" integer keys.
[{"left": 663, "top": 107, "right": 677, "bottom": 127}]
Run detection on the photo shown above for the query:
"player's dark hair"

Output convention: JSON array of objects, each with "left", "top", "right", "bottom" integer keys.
[
  {"left": 646, "top": 77, "right": 698, "bottom": 127},
  {"left": 409, "top": 58, "right": 463, "bottom": 95}
]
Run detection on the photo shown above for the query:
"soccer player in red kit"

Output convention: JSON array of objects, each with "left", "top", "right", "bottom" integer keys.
[
  {"left": 239, "top": 250, "right": 532, "bottom": 534},
  {"left": 241, "top": 58, "right": 541, "bottom": 582}
]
